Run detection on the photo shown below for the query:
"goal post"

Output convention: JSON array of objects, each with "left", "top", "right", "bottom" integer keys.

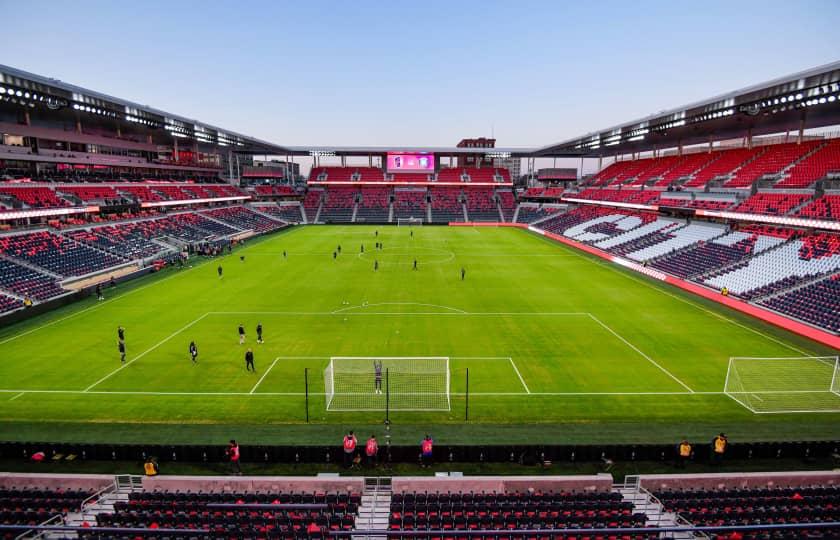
[
  {"left": 323, "top": 357, "right": 450, "bottom": 412},
  {"left": 724, "top": 356, "right": 840, "bottom": 414},
  {"left": 397, "top": 217, "right": 423, "bottom": 226}
]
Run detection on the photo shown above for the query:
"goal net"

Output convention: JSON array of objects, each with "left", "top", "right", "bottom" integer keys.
[
  {"left": 324, "top": 357, "right": 450, "bottom": 411},
  {"left": 397, "top": 218, "right": 423, "bottom": 226},
  {"left": 724, "top": 356, "right": 840, "bottom": 413}
]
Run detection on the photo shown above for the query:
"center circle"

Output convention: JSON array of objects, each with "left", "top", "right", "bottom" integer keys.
[{"left": 357, "top": 246, "right": 455, "bottom": 265}]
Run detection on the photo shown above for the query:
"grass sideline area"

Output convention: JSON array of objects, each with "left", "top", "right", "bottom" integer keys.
[{"left": 0, "top": 225, "right": 838, "bottom": 446}]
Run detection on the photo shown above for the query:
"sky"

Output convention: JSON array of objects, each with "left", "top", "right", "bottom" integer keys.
[{"left": 2, "top": 0, "right": 840, "bottom": 161}]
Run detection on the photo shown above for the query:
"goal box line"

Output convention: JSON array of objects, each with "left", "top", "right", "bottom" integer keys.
[{"left": 330, "top": 356, "right": 449, "bottom": 360}]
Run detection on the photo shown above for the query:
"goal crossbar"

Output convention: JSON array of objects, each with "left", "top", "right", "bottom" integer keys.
[
  {"left": 324, "top": 356, "right": 450, "bottom": 412},
  {"left": 724, "top": 356, "right": 840, "bottom": 414}
]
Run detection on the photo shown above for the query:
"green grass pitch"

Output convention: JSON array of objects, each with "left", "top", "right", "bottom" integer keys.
[{"left": 0, "top": 225, "right": 838, "bottom": 446}]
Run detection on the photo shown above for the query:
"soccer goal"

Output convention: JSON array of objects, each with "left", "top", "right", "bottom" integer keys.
[
  {"left": 323, "top": 357, "right": 450, "bottom": 412},
  {"left": 397, "top": 217, "right": 424, "bottom": 226},
  {"left": 724, "top": 356, "right": 840, "bottom": 413}
]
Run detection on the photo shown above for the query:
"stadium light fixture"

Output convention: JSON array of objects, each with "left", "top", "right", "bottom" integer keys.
[{"left": 0, "top": 87, "right": 5, "bottom": 94}]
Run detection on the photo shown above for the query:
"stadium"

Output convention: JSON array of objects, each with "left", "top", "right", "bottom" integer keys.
[{"left": 1, "top": 3, "right": 840, "bottom": 538}]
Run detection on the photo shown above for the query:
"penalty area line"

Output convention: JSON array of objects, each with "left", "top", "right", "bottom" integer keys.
[
  {"left": 587, "top": 313, "right": 694, "bottom": 393},
  {"left": 83, "top": 312, "right": 211, "bottom": 392},
  {"left": 250, "top": 357, "right": 280, "bottom": 394},
  {"left": 509, "top": 357, "right": 531, "bottom": 394}
]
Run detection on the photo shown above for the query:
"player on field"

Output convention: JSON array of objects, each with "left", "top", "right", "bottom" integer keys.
[
  {"left": 238, "top": 324, "right": 246, "bottom": 345},
  {"left": 333, "top": 251, "right": 337, "bottom": 260},
  {"left": 245, "top": 348, "right": 255, "bottom": 372},
  {"left": 189, "top": 341, "right": 198, "bottom": 363},
  {"left": 374, "top": 360, "right": 383, "bottom": 394},
  {"left": 410, "top": 230, "right": 413, "bottom": 238},
  {"left": 413, "top": 259, "right": 417, "bottom": 270},
  {"left": 218, "top": 265, "right": 223, "bottom": 278},
  {"left": 374, "top": 260, "right": 378, "bottom": 271},
  {"left": 360, "top": 244, "right": 364, "bottom": 253},
  {"left": 256, "top": 323, "right": 264, "bottom": 344},
  {"left": 118, "top": 326, "right": 125, "bottom": 342},
  {"left": 461, "top": 267, "right": 466, "bottom": 281},
  {"left": 118, "top": 339, "right": 126, "bottom": 363},
  {"left": 337, "top": 245, "right": 341, "bottom": 254},
  {"left": 283, "top": 250, "right": 287, "bottom": 259}
]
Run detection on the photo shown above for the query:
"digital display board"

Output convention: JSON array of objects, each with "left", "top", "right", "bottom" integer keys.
[{"left": 386, "top": 152, "right": 435, "bottom": 173}]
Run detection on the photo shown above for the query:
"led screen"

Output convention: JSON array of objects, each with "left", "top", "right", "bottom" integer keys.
[{"left": 386, "top": 153, "right": 434, "bottom": 172}]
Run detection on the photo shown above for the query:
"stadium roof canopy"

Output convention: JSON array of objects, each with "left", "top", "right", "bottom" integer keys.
[
  {"left": 0, "top": 64, "right": 288, "bottom": 155},
  {"left": 4, "top": 62, "right": 840, "bottom": 160},
  {"left": 533, "top": 61, "right": 840, "bottom": 158}
]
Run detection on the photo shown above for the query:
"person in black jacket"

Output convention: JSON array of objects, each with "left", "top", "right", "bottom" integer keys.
[
  {"left": 189, "top": 341, "right": 198, "bottom": 363},
  {"left": 245, "top": 348, "right": 255, "bottom": 372}
]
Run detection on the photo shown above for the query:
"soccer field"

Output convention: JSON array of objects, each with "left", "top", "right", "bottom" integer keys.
[{"left": 0, "top": 225, "right": 838, "bottom": 446}]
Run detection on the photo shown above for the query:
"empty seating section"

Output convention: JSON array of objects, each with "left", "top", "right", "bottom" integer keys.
[
  {"left": 563, "top": 212, "right": 648, "bottom": 243},
  {"left": 654, "top": 152, "right": 717, "bottom": 187},
  {"left": 683, "top": 147, "right": 757, "bottom": 188},
  {"left": 724, "top": 142, "right": 818, "bottom": 188},
  {"left": 389, "top": 491, "right": 647, "bottom": 534},
  {"left": 515, "top": 205, "right": 560, "bottom": 223},
  {"left": 538, "top": 206, "right": 615, "bottom": 235},
  {"left": 356, "top": 188, "right": 391, "bottom": 221},
  {"left": 203, "top": 206, "right": 284, "bottom": 233},
  {"left": 0, "top": 231, "right": 124, "bottom": 277},
  {"left": 576, "top": 189, "right": 659, "bottom": 205},
  {"left": 391, "top": 173, "right": 431, "bottom": 183},
  {"left": 257, "top": 204, "right": 305, "bottom": 223},
  {"left": 320, "top": 188, "right": 357, "bottom": 222},
  {"left": 776, "top": 139, "right": 840, "bottom": 188},
  {"left": 0, "top": 186, "right": 68, "bottom": 208},
  {"left": 119, "top": 185, "right": 163, "bottom": 202},
  {"left": 310, "top": 167, "right": 354, "bottom": 182},
  {"left": 796, "top": 194, "right": 840, "bottom": 220},
  {"left": 254, "top": 185, "right": 295, "bottom": 196},
  {"left": 0, "top": 487, "right": 92, "bottom": 534},
  {"left": 497, "top": 190, "right": 516, "bottom": 221},
  {"left": 654, "top": 485, "right": 840, "bottom": 535},
  {"left": 658, "top": 197, "right": 735, "bottom": 210},
  {"left": 0, "top": 293, "right": 21, "bottom": 313},
  {"left": 628, "top": 154, "right": 682, "bottom": 186},
  {"left": 523, "top": 187, "right": 544, "bottom": 198},
  {"left": 464, "top": 188, "right": 499, "bottom": 221},
  {"left": 66, "top": 224, "right": 164, "bottom": 260},
  {"left": 496, "top": 168, "right": 512, "bottom": 182},
  {"left": 593, "top": 218, "right": 679, "bottom": 250},
  {"left": 0, "top": 258, "right": 65, "bottom": 300},
  {"left": 356, "top": 167, "right": 385, "bottom": 182},
  {"left": 704, "top": 232, "right": 840, "bottom": 298},
  {"left": 465, "top": 167, "right": 495, "bottom": 183},
  {"left": 393, "top": 190, "right": 427, "bottom": 221},
  {"left": 59, "top": 185, "right": 119, "bottom": 202},
  {"left": 624, "top": 223, "right": 724, "bottom": 262},
  {"left": 430, "top": 188, "right": 464, "bottom": 222},
  {"left": 650, "top": 230, "right": 782, "bottom": 279},
  {"left": 153, "top": 184, "right": 192, "bottom": 200},
  {"left": 303, "top": 190, "right": 323, "bottom": 222},
  {"left": 94, "top": 490, "right": 360, "bottom": 537},
  {"left": 761, "top": 274, "right": 840, "bottom": 332},
  {"left": 437, "top": 169, "right": 465, "bottom": 183},
  {"left": 733, "top": 192, "right": 811, "bottom": 215},
  {"left": 169, "top": 213, "right": 238, "bottom": 237}
]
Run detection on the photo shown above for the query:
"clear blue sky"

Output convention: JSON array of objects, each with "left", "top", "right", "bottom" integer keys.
[{"left": 2, "top": 0, "right": 840, "bottom": 151}]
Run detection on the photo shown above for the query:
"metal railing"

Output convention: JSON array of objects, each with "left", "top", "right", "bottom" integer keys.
[{"left": 4, "top": 522, "right": 840, "bottom": 538}]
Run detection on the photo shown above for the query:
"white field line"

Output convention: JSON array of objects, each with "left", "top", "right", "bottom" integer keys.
[
  {"left": 7, "top": 392, "right": 24, "bottom": 401},
  {"left": 83, "top": 312, "right": 210, "bottom": 392},
  {"left": 0, "top": 255, "right": 219, "bottom": 347},
  {"left": 250, "top": 357, "right": 280, "bottom": 394},
  {"left": 533, "top": 232, "right": 820, "bottom": 358},
  {"left": 509, "top": 357, "right": 531, "bottom": 394},
  {"left": 208, "top": 311, "right": 590, "bottom": 316},
  {"left": 332, "top": 302, "right": 467, "bottom": 314},
  {"left": 0, "top": 388, "right": 837, "bottom": 398},
  {"left": 587, "top": 313, "right": 694, "bottom": 393}
]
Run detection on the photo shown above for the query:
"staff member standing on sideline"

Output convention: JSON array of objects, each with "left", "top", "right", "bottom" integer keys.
[{"left": 343, "top": 431, "right": 357, "bottom": 468}]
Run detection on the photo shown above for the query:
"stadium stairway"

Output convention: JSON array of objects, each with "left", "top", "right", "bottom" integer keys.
[
  {"left": 355, "top": 477, "right": 392, "bottom": 540},
  {"left": 615, "top": 483, "right": 693, "bottom": 540}
]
